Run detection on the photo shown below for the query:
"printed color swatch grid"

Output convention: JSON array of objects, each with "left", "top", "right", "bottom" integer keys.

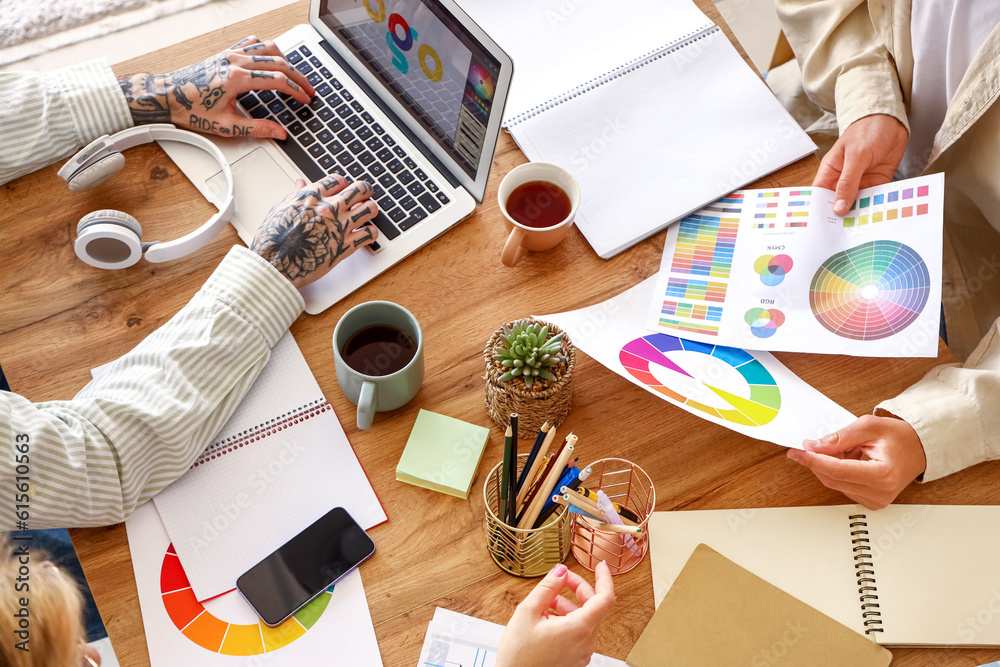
[{"left": 843, "top": 185, "right": 931, "bottom": 228}]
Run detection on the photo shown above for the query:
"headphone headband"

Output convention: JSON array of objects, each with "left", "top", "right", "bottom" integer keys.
[{"left": 60, "top": 124, "right": 235, "bottom": 266}]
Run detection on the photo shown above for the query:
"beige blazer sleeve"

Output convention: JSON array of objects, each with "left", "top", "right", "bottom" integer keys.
[
  {"left": 774, "top": 0, "right": 909, "bottom": 132},
  {"left": 879, "top": 319, "right": 1000, "bottom": 482}
]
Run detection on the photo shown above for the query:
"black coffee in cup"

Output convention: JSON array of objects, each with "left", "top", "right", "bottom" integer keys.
[{"left": 341, "top": 324, "right": 417, "bottom": 376}]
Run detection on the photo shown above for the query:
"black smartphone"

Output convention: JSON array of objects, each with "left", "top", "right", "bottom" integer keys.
[{"left": 236, "top": 507, "right": 375, "bottom": 626}]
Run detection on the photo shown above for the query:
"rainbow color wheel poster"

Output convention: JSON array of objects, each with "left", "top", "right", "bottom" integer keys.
[
  {"left": 619, "top": 334, "right": 780, "bottom": 426},
  {"left": 810, "top": 241, "right": 930, "bottom": 341},
  {"left": 541, "top": 275, "right": 856, "bottom": 450}
]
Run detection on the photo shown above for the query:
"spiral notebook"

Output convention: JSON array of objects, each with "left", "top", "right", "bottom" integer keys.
[
  {"left": 458, "top": 0, "right": 816, "bottom": 258},
  {"left": 149, "top": 333, "right": 387, "bottom": 602},
  {"left": 627, "top": 544, "right": 891, "bottom": 666},
  {"left": 649, "top": 505, "right": 1000, "bottom": 646}
]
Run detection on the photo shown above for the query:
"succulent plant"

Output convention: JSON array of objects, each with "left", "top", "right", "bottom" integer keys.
[{"left": 492, "top": 319, "right": 567, "bottom": 388}]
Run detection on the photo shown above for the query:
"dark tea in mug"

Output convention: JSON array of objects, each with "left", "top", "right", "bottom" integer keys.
[
  {"left": 505, "top": 180, "right": 572, "bottom": 228},
  {"left": 341, "top": 324, "right": 417, "bottom": 376}
]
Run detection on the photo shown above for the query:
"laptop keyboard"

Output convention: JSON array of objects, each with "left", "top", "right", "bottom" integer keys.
[{"left": 237, "top": 45, "right": 451, "bottom": 248}]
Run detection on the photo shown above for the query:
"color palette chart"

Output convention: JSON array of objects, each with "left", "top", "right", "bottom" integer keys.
[
  {"left": 160, "top": 543, "right": 331, "bottom": 655},
  {"left": 654, "top": 173, "right": 941, "bottom": 356},
  {"left": 754, "top": 189, "right": 811, "bottom": 229},
  {"left": 843, "top": 184, "right": 931, "bottom": 228},
  {"left": 670, "top": 213, "right": 739, "bottom": 278},
  {"left": 657, "top": 194, "right": 745, "bottom": 336},
  {"left": 619, "top": 333, "right": 781, "bottom": 426},
  {"left": 810, "top": 240, "right": 931, "bottom": 341}
]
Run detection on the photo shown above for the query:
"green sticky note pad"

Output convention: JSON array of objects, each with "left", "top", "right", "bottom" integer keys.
[{"left": 395, "top": 409, "right": 490, "bottom": 499}]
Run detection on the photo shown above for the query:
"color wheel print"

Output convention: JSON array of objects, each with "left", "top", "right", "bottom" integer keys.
[
  {"left": 809, "top": 240, "right": 930, "bottom": 341},
  {"left": 619, "top": 333, "right": 780, "bottom": 426},
  {"left": 160, "top": 543, "right": 333, "bottom": 655},
  {"left": 745, "top": 308, "right": 785, "bottom": 338}
]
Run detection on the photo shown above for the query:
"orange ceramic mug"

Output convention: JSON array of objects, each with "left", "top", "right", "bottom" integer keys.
[{"left": 499, "top": 162, "right": 581, "bottom": 267}]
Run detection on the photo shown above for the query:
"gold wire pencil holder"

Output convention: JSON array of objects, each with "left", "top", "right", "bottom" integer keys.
[
  {"left": 483, "top": 455, "right": 572, "bottom": 577},
  {"left": 571, "top": 458, "right": 655, "bottom": 575}
]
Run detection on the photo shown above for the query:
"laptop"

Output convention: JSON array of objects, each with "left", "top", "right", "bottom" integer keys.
[{"left": 164, "top": 0, "right": 512, "bottom": 314}]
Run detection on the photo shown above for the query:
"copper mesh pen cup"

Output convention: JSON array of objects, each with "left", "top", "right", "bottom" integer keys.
[
  {"left": 483, "top": 455, "right": 572, "bottom": 577},
  {"left": 570, "top": 458, "right": 655, "bottom": 575}
]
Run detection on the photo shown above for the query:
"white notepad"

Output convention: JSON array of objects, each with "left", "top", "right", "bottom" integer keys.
[
  {"left": 649, "top": 505, "right": 1000, "bottom": 646},
  {"left": 151, "top": 333, "right": 387, "bottom": 601},
  {"left": 459, "top": 0, "right": 816, "bottom": 259}
]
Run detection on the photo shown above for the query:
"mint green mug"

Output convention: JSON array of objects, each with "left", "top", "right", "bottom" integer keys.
[{"left": 333, "top": 301, "right": 424, "bottom": 429}]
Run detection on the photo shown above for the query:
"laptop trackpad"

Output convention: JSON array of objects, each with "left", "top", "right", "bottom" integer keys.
[{"left": 207, "top": 147, "right": 295, "bottom": 243}]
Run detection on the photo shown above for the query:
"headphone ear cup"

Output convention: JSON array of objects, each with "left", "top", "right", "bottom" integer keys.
[
  {"left": 67, "top": 152, "right": 126, "bottom": 192},
  {"left": 75, "top": 210, "right": 143, "bottom": 269}
]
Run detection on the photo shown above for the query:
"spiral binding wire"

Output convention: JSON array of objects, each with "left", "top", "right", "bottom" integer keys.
[
  {"left": 849, "top": 514, "right": 883, "bottom": 635},
  {"left": 190, "top": 398, "right": 330, "bottom": 468},
  {"left": 505, "top": 23, "right": 721, "bottom": 128}
]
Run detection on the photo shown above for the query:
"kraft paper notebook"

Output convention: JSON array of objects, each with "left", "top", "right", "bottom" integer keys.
[
  {"left": 395, "top": 409, "right": 490, "bottom": 499},
  {"left": 458, "top": 0, "right": 816, "bottom": 258},
  {"left": 649, "top": 505, "right": 1000, "bottom": 646},
  {"left": 627, "top": 544, "right": 891, "bottom": 666}
]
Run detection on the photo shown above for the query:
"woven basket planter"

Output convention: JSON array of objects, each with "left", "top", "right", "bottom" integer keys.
[{"left": 483, "top": 319, "right": 576, "bottom": 433}]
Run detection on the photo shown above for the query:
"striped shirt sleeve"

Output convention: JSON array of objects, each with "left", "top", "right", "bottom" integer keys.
[
  {"left": 0, "top": 246, "right": 305, "bottom": 528},
  {"left": 0, "top": 58, "right": 133, "bottom": 186}
]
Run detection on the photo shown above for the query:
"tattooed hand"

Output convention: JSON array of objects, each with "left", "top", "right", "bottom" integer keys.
[
  {"left": 118, "top": 36, "right": 315, "bottom": 140},
  {"left": 251, "top": 176, "right": 379, "bottom": 288}
]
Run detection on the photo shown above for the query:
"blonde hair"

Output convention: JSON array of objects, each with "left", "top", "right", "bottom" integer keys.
[{"left": 0, "top": 537, "right": 86, "bottom": 667}]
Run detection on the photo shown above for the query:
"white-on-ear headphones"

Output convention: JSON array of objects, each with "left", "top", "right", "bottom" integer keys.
[{"left": 58, "top": 124, "right": 235, "bottom": 269}]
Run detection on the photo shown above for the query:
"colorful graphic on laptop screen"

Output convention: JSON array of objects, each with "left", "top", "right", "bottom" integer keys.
[{"left": 319, "top": 0, "right": 501, "bottom": 176}]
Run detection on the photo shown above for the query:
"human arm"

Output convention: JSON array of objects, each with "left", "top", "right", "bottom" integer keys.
[
  {"left": 0, "top": 177, "right": 376, "bottom": 529},
  {"left": 788, "top": 319, "right": 1000, "bottom": 508},
  {"left": 117, "top": 36, "right": 314, "bottom": 140},
  {"left": 773, "top": 0, "right": 911, "bottom": 213},
  {"left": 0, "top": 37, "right": 311, "bottom": 187},
  {"left": 496, "top": 561, "right": 616, "bottom": 667}
]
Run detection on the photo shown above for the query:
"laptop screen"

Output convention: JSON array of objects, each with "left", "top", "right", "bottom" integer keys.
[{"left": 318, "top": 0, "right": 501, "bottom": 180}]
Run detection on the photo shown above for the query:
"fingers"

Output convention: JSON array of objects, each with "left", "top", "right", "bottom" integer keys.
[
  {"left": 230, "top": 52, "right": 314, "bottom": 102},
  {"left": 801, "top": 417, "right": 879, "bottom": 457},
  {"left": 577, "top": 561, "right": 615, "bottom": 625},
  {"left": 786, "top": 448, "right": 888, "bottom": 486},
  {"left": 230, "top": 41, "right": 315, "bottom": 97},
  {"left": 228, "top": 35, "right": 259, "bottom": 50},
  {"left": 549, "top": 593, "right": 581, "bottom": 617},
  {"left": 315, "top": 174, "right": 351, "bottom": 198},
  {"left": 562, "top": 569, "right": 596, "bottom": 604},
  {"left": 832, "top": 150, "right": 867, "bottom": 216},
  {"left": 338, "top": 179, "right": 375, "bottom": 207},
  {"left": 520, "top": 563, "right": 569, "bottom": 616}
]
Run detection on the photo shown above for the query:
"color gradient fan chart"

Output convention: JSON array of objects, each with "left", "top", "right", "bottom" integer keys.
[
  {"left": 125, "top": 502, "right": 383, "bottom": 667},
  {"left": 541, "top": 276, "right": 856, "bottom": 450},
  {"left": 651, "top": 174, "right": 944, "bottom": 357}
]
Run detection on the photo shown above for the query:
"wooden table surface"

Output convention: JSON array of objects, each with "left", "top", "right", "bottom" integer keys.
[{"left": 2, "top": 3, "right": 996, "bottom": 666}]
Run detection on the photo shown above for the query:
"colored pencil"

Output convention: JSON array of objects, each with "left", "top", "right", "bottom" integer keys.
[
  {"left": 515, "top": 421, "right": 549, "bottom": 495},
  {"left": 532, "top": 466, "right": 579, "bottom": 529},
  {"left": 506, "top": 414, "right": 518, "bottom": 525},
  {"left": 499, "top": 424, "right": 513, "bottom": 524},
  {"left": 518, "top": 435, "right": 576, "bottom": 529},
  {"left": 515, "top": 425, "right": 558, "bottom": 510}
]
